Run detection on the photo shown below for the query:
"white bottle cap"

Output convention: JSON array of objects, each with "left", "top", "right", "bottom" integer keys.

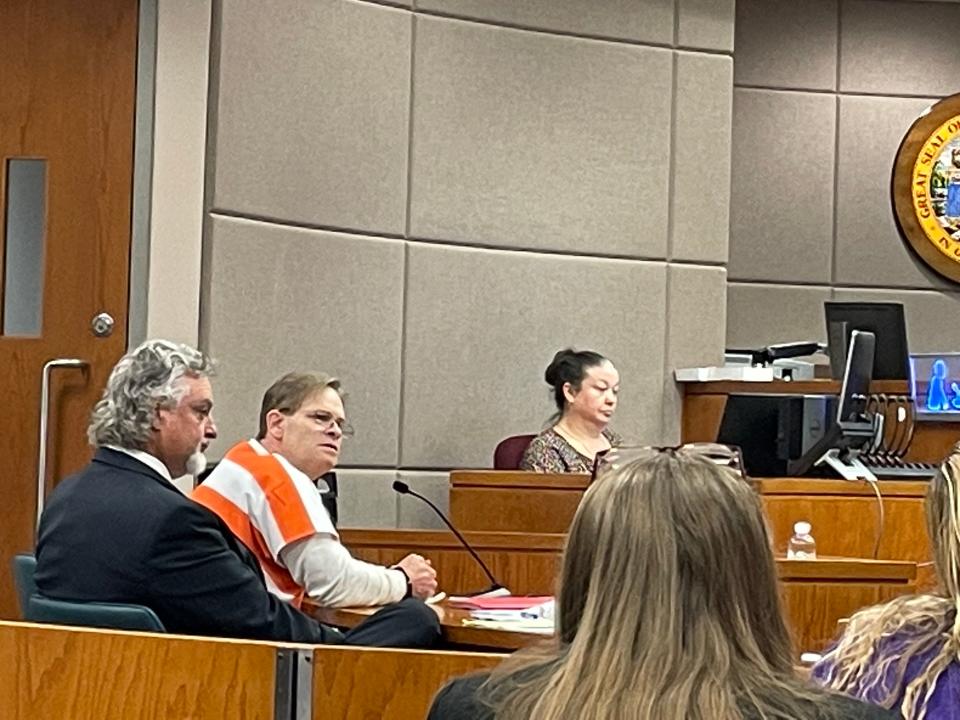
[{"left": 794, "top": 521, "right": 812, "bottom": 535}]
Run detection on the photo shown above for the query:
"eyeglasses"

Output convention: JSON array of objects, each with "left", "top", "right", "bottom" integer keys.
[
  {"left": 590, "top": 442, "right": 745, "bottom": 482},
  {"left": 301, "top": 410, "right": 355, "bottom": 438}
]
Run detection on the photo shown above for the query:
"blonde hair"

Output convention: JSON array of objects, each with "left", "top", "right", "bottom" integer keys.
[
  {"left": 816, "top": 450, "right": 960, "bottom": 719},
  {"left": 479, "top": 451, "right": 832, "bottom": 720}
]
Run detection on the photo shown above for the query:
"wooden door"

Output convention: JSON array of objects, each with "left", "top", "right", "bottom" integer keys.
[{"left": 0, "top": 0, "right": 138, "bottom": 617}]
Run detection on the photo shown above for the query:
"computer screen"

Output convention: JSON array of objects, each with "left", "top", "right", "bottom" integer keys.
[
  {"left": 910, "top": 352, "right": 960, "bottom": 421},
  {"left": 784, "top": 329, "right": 876, "bottom": 477},
  {"left": 824, "top": 301, "right": 908, "bottom": 380},
  {"left": 837, "top": 330, "right": 875, "bottom": 425}
]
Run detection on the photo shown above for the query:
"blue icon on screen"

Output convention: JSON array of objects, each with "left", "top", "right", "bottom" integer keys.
[
  {"left": 925, "top": 359, "right": 960, "bottom": 411},
  {"left": 927, "top": 360, "right": 949, "bottom": 411}
]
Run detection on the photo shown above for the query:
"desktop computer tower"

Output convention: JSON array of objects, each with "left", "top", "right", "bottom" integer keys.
[{"left": 716, "top": 394, "right": 836, "bottom": 477}]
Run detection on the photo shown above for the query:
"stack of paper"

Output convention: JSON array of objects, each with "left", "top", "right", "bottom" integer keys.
[
  {"left": 451, "top": 596, "right": 556, "bottom": 635},
  {"left": 461, "top": 617, "right": 554, "bottom": 635}
]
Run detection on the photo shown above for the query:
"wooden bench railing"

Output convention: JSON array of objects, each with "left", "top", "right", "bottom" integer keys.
[
  {"left": 311, "top": 644, "right": 501, "bottom": 719},
  {"left": 0, "top": 620, "right": 503, "bottom": 720},
  {"left": 0, "top": 620, "right": 279, "bottom": 719}
]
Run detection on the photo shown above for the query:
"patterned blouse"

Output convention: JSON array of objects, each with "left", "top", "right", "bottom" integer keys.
[{"left": 519, "top": 427, "right": 622, "bottom": 473}]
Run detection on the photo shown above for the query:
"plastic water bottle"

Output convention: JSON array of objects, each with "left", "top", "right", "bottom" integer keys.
[{"left": 787, "top": 521, "right": 817, "bottom": 560}]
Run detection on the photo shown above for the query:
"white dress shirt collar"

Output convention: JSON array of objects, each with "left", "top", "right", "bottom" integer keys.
[{"left": 105, "top": 445, "right": 174, "bottom": 484}]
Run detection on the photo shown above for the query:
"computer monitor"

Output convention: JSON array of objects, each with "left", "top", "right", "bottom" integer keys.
[
  {"left": 786, "top": 330, "right": 876, "bottom": 476},
  {"left": 824, "top": 301, "right": 908, "bottom": 380},
  {"left": 836, "top": 330, "right": 875, "bottom": 427}
]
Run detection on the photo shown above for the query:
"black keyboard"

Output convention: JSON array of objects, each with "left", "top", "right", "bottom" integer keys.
[{"left": 860, "top": 460, "right": 938, "bottom": 480}]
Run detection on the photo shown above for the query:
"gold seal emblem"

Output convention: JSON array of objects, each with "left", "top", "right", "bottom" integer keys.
[{"left": 893, "top": 93, "right": 960, "bottom": 283}]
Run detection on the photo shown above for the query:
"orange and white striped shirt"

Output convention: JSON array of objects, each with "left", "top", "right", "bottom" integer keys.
[{"left": 191, "top": 439, "right": 338, "bottom": 608}]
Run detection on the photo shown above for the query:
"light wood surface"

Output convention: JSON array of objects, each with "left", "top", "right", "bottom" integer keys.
[
  {"left": 758, "top": 479, "right": 930, "bottom": 561},
  {"left": 450, "top": 470, "right": 586, "bottom": 533},
  {"left": 312, "top": 644, "right": 502, "bottom": 720},
  {"left": 341, "top": 528, "right": 564, "bottom": 598},
  {"left": 339, "top": 529, "right": 916, "bottom": 653},
  {"left": 0, "top": 621, "right": 278, "bottom": 719},
  {"left": 308, "top": 601, "right": 545, "bottom": 651},
  {"left": 449, "top": 471, "right": 932, "bottom": 565}
]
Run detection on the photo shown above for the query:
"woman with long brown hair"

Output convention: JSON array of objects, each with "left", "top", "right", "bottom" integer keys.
[
  {"left": 428, "top": 447, "right": 893, "bottom": 720},
  {"left": 813, "top": 451, "right": 960, "bottom": 718}
]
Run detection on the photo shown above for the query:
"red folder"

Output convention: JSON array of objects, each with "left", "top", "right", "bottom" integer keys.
[{"left": 448, "top": 595, "right": 553, "bottom": 611}]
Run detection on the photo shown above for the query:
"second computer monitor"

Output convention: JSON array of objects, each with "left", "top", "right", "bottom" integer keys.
[
  {"left": 824, "top": 301, "right": 908, "bottom": 380},
  {"left": 837, "top": 330, "right": 875, "bottom": 426}
]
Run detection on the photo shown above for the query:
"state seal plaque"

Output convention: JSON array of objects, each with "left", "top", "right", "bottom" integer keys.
[{"left": 893, "top": 93, "right": 960, "bottom": 284}]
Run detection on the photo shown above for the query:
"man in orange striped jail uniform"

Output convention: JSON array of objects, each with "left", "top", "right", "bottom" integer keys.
[{"left": 193, "top": 372, "right": 440, "bottom": 647}]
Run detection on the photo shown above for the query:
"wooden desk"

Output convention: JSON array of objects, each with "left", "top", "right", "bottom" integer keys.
[
  {"left": 680, "top": 379, "right": 959, "bottom": 463},
  {"left": 449, "top": 471, "right": 931, "bottom": 566},
  {"left": 339, "top": 528, "right": 916, "bottom": 652},
  {"left": 308, "top": 601, "right": 543, "bottom": 652}
]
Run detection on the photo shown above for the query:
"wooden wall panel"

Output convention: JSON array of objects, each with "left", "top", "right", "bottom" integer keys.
[
  {"left": 0, "top": 622, "right": 277, "bottom": 720},
  {"left": 781, "top": 583, "right": 909, "bottom": 652},
  {"left": 762, "top": 494, "right": 929, "bottom": 560},
  {"left": 312, "top": 645, "right": 501, "bottom": 720},
  {"left": 450, "top": 486, "right": 582, "bottom": 533},
  {"left": 342, "top": 529, "right": 564, "bottom": 597},
  {"left": 448, "top": 471, "right": 931, "bottom": 566},
  {"left": 340, "top": 529, "right": 916, "bottom": 654}
]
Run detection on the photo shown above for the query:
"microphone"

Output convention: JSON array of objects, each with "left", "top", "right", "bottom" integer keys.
[{"left": 392, "top": 480, "right": 505, "bottom": 594}]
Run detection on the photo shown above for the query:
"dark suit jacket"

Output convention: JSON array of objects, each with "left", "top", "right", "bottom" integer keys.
[{"left": 35, "top": 448, "right": 338, "bottom": 643}]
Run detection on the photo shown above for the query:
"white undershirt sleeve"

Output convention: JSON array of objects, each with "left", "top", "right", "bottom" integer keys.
[{"left": 280, "top": 534, "right": 407, "bottom": 608}]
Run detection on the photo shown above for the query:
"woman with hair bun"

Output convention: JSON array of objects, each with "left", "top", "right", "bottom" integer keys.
[{"left": 520, "top": 349, "right": 621, "bottom": 473}]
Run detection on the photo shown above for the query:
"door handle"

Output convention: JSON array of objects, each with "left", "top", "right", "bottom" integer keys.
[{"left": 37, "top": 358, "right": 88, "bottom": 532}]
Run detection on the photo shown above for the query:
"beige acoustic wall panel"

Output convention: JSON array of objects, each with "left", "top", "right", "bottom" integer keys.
[
  {"left": 835, "top": 95, "right": 951, "bottom": 290},
  {"left": 833, "top": 288, "right": 960, "bottom": 354},
  {"left": 409, "top": 16, "right": 672, "bottom": 258},
  {"left": 211, "top": 0, "right": 411, "bottom": 235},
  {"left": 734, "top": 0, "right": 838, "bottom": 91},
  {"left": 203, "top": 216, "right": 404, "bottom": 466},
  {"left": 671, "top": 52, "right": 733, "bottom": 263},
  {"left": 662, "top": 264, "right": 727, "bottom": 442},
  {"left": 729, "top": 89, "right": 836, "bottom": 283},
  {"left": 840, "top": 0, "right": 960, "bottom": 97},
  {"left": 726, "top": 283, "right": 832, "bottom": 349},
  {"left": 336, "top": 469, "right": 399, "bottom": 529},
  {"left": 676, "top": 0, "right": 735, "bottom": 52},
  {"left": 415, "top": 0, "right": 674, "bottom": 44},
  {"left": 397, "top": 471, "right": 450, "bottom": 529},
  {"left": 401, "top": 244, "right": 667, "bottom": 468}
]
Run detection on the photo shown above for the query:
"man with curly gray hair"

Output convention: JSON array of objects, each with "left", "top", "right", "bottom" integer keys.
[
  {"left": 34, "top": 339, "right": 344, "bottom": 643},
  {"left": 86, "top": 338, "right": 216, "bottom": 477}
]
